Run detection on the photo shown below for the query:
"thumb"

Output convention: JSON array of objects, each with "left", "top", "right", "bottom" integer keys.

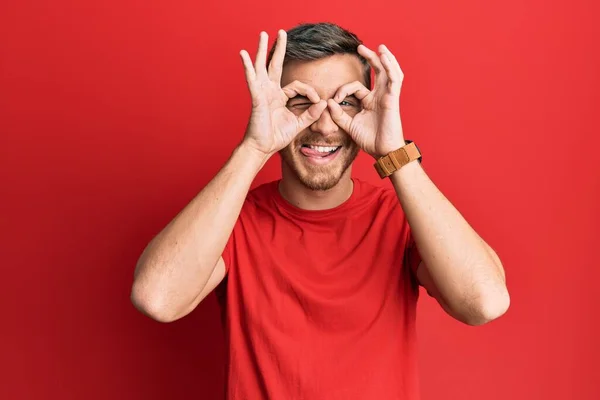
[
  {"left": 296, "top": 100, "right": 327, "bottom": 131},
  {"left": 327, "top": 99, "right": 353, "bottom": 132}
]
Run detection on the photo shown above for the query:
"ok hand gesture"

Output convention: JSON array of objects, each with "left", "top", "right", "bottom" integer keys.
[
  {"left": 240, "top": 30, "right": 327, "bottom": 157},
  {"left": 327, "top": 44, "right": 407, "bottom": 159}
]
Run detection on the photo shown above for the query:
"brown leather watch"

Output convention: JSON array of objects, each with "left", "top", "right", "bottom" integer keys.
[{"left": 374, "top": 140, "right": 422, "bottom": 179}]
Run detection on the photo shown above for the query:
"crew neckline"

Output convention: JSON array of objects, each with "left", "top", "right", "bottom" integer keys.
[{"left": 270, "top": 178, "right": 360, "bottom": 217}]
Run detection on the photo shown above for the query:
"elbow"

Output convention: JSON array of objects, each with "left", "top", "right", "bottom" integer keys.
[
  {"left": 130, "top": 281, "right": 180, "bottom": 323},
  {"left": 463, "top": 287, "right": 510, "bottom": 326},
  {"left": 131, "top": 253, "right": 184, "bottom": 323}
]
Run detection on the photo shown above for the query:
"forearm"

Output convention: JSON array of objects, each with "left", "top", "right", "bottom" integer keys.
[
  {"left": 131, "top": 142, "right": 268, "bottom": 320},
  {"left": 390, "top": 161, "right": 509, "bottom": 323}
]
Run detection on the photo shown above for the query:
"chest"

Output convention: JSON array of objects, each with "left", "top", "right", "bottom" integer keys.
[{"left": 227, "top": 211, "right": 416, "bottom": 334}]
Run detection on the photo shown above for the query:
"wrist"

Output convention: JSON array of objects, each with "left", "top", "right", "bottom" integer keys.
[
  {"left": 373, "top": 139, "right": 422, "bottom": 179},
  {"left": 236, "top": 141, "right": 272, "bottom": 168},
  {"left": 373, "top": 139, "right": 407, "bottom": 160}
]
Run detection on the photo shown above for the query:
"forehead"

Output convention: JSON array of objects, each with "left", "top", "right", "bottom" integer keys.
[{"left": 280, "top": 54, "right": 366, "bottom": 98}]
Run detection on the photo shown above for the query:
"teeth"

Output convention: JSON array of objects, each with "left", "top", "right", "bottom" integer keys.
[{"left": 309, "top": 145, "right": 339, "bottom": 153}]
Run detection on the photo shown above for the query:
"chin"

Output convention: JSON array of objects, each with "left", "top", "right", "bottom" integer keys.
[
  {"left": 280, "top": 141, "right": 360, "bottom": 191},
  {"left": 298, "top": 171, "right": 345, "bottom": 191}
]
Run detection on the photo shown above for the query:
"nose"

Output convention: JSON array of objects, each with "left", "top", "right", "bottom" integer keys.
[{"left": 309, "top": 107, "right": 339, "bottom": 137}]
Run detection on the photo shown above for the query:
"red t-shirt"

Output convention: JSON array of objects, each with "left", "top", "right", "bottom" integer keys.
[{"left": 218, "top": 177, "right": 422, "bottom": 400}]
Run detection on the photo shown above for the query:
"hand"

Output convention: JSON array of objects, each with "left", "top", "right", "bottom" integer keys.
[
  {"left": 327, "top": 44, "right": 406, "bottom": 159},
  {"left": 239, "top": 30, "right": 327, "bottom": 157}
]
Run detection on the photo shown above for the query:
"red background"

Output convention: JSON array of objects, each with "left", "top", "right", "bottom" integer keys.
[{"left": 1, "top": 0, "right": 598, "bottom": 399}]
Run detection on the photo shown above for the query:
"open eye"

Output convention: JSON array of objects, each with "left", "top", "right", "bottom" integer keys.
[{"left": 340, "top": 99, "right": 360, "bottom": 109}]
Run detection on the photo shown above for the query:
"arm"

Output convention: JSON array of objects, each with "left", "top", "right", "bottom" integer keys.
[
  {"left": 327, "top": 43, "right": 509, "bottom": 326},
  {"left": 130, "top": 29, "right": 326, "bottom": 323},
  {"left": 391, "top": 161, "right": 510, "bottom": 326},
  {"left": 131, "top": 143, "right": 267, "bottom": 322}
]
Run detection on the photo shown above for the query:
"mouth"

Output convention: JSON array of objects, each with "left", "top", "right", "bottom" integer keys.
[
  {"left": 299, "top": 144, "right": 342, "bottom": 165},
  {"left": 300, "top": 144, "right": 342, "bottom": 155}
]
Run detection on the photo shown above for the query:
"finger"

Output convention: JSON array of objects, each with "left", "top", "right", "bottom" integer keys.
[
  {"left": 326, "top": 99, "right": 353, "bottom": 132},
  {"left": 333, "top": 80, "right": 371, "bottom": 103},
  {"left": 254, "top": 31, "right": 268, "bottom": 74},
  {"left": 268, "top": 30, "right": 287, "bottom": 83},
  {"left": 358, "top": 44, "right": 388, "bottom": 89},
  {"left": 379, "top": 44, "right": 403, "bottom": 77},
  {"left": 297, "top": 100, "right": 327, "bottom": 131},
  {"left": 282, "top": 80, "right": 320, "bottom": 103},
  {"left": 379, "top": 45, "right": 404, "bottom": 91},
  {"left": 239, "top": 50, "right": 256, "bottom": 82}
]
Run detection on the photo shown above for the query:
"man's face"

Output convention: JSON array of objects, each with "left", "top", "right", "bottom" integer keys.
[{"left": 279, "top": 54, "right": 365, "bottom": 191}]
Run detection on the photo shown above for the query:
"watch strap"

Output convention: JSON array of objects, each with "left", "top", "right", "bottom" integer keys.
[{"left": 374, "top": 141, "right": 421, "bottom": 179}]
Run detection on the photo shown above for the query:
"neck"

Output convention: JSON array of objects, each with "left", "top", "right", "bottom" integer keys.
[{"left": 278, "top": 162, "right": 354, "bottom": 211}]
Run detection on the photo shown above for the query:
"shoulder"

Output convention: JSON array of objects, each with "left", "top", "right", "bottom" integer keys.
[
  {"left": 238, "top": 180, "right": 278, "bottom": 213},
  {"left": 247, "top": 180, "right": 277, "bottom": 202},
  {"left": 353, "top": 178, "right": 400, "bottom": 209}
]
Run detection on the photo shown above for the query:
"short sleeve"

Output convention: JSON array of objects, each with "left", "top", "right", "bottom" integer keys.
[
  {"left": 404, "top": 227, "right": 422, "bottom": 277},
  {"left": 222, "top": 198, "right": 249, "bottom": 274},
  {"left": 222, "top": 229, "right": 235, "bottom": 274},
  {"left": 215, "top": 231, "right": 235, "bottom": 311}
]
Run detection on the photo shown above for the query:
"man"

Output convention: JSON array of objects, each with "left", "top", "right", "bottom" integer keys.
[{"left": 131, "top": 22, "right": 509, "bottom": 399}]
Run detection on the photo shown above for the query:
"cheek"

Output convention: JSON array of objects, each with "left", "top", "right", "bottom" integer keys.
[
  {"left": 287, "top": 105, "right": 311, "bottom": 117},
  {"left": 291, "top": 130, "right": 311, "bottom": 146},
  {"left": 344, "top": 106, "right": 362, "bottom": 116},
  {"left": 343, "top": 141, "right": 360, "bottom": 159}
]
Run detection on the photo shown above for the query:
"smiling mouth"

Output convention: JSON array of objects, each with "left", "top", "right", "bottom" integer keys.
[{"left": 300, "top": 144, "right": 342, "bottom": 157}]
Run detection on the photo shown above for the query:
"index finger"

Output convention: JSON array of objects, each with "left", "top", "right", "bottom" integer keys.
[
  {"left": 268, "top": 30, "right": 287, "bottom": 83},
  {"left": 282, "top": 80, "right": 320, "bottom": 103},
  {"left": 358, "top": 44, "right": 388, "bottom": 89},
  {"left": 333, "top": 80, "right": 371, "bottom": 103}
]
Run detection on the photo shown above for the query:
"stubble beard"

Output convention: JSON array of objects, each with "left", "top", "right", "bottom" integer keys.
[{"left": 279, "top": 133, "right": 360, "bottom": 191}]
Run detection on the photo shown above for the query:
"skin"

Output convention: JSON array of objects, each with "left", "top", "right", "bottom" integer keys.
[
  {"left": 277, "top": 54, "right": 362, "bottom": 207},
  {"left": 131, "top": 29, "right": 510, "bottom": 327}
]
